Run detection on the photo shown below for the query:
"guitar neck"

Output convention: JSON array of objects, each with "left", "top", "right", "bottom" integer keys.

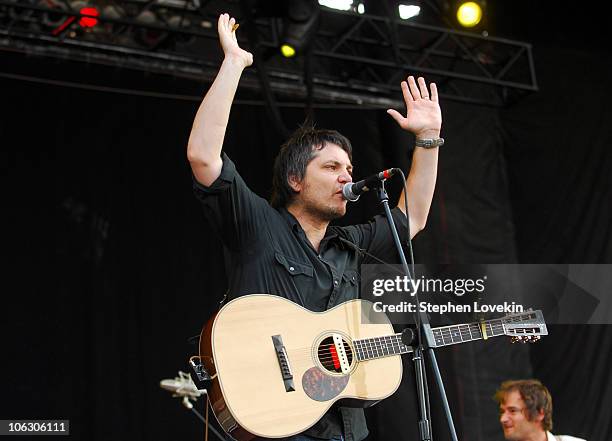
[
  {"left": 429, "top": 318, "right": 505, "bottom": 348},
  {"left": 354, "top": 315, "right": 525, "bottom": 361},
  {"left": 354, "top": 334, "right": 412, "bottom": 361}
]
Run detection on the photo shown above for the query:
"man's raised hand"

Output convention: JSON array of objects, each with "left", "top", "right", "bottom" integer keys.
[
  {"left": 387, "top": 76, "right": 442, "bottom": 140},
  {"left": 218, "top": 13, "right": 253, "bottom": 69}
]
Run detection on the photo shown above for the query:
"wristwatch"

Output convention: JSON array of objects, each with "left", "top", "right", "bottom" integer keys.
[{"left": 415, "top": 137, "right": 444, "bottom": 148}]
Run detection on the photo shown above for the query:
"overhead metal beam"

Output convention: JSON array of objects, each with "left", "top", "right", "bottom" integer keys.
[{"left": 0, "top": 0, "right": 537, "bottom": 107}]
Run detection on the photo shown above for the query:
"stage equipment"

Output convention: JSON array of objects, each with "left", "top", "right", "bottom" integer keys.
[
  {"left": 398, "top": 3, "right": 421, "bottom": 20},
  {"left": 280, "top": 0, "right": 319, "bottom": 57},
  {"left": 159, "top": 365, "right": 225, "bottom": 441},
  {"left": 342, "top": 167, "right": 401, "bottom": 201},
  {"left": 75, "top": 5, "right": 98, "bottom": 28},
  {"left": 0, "top": 0, "right": 536, "bottom": 107},
  {"left": 160, "top": 370, "right": 205, "bottom": 409},
  {"left": 455, "top": 1, "right": 483, "bottom": 28},
  {"left": 280, "top": 43, "right": 296, "bottom": 58},
  {"left": 318, "top": 0, "right": 356, "bottom": 12}
]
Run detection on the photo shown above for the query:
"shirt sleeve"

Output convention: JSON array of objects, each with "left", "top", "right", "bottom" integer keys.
[
  {"left": 192, "top": 152, "right": 272, "bottom": 251},
  {"left": 339, "top": 207, "right": 409, "bottom": 264}
]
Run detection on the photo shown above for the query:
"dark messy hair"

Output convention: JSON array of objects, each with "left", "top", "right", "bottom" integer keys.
[
  {"left": 270, "top": 123, "right": 352, "bottom": 208},
  {"left": 494, "top": 379, "right": 553, "bottom": 432}
]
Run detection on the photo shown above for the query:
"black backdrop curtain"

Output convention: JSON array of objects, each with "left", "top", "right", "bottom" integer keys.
[
  {"left": 499, "top": 44, "right": 612, "bottom": 441},
  {"left": 1, "top": 40, "right": 610, "bottom": 441}
]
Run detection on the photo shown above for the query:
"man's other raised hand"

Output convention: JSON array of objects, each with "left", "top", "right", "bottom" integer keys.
[{"left": 218, "top": 13, "right": 253, "bottom": 69}]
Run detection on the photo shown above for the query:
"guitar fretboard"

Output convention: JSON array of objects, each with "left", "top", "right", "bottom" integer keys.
[
  {"left": 431, "top": 321, "right": 503, "bottom": 347},
  {"left": 353, "top": 312, "right": 540, "bottom": 361},
  {"left": 354, "top": 335, "right": 411, "bottom": 361}
]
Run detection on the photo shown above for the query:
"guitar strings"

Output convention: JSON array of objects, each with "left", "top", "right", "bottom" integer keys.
[
  {"left": 287, "top": 337, "right": 406, "bottom": 351},
  {"left": 287, "top": 324, "right": 503, "bottom": 359},
  {"left": 279, "top": 321, "right": 516, "bottom": 364},
  {"left": 288, "top": 351, "right": 397, "bottom": 361},
  {"left": 287, "top": 342, "right": 409, "bottom": 362},
  {"left": 286, "top": 346, "right": 402, "bottom": 359},
  {"left": 286, "top": 340, "right": 407, "bottom": 354},
  {"left": 286, "top": 339, "right": 407, "bottom": 353}
]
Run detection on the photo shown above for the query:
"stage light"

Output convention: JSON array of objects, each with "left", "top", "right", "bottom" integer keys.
[
  {"left": 398, "top": 4, "right": 420, "bottom": 20},
  {"left": 135, "top": 9, "right": 157, "bottom": 25},
  {"left": 281, "top": 44, "right": 296, "bottom": 58},
  {"left": 456, "top": 1, "right": 482, "bottom": 28},
  {"left": 101, "top": 4, "right": 123, "bottom": 20},
  {"left": 280, "top": 0, "right": 320, "bottom": 57},
  {"left": 318, "top": 0, "right": 364, "bottom": 13},
  {"left": 134, "top": 9, "right": 166, "bottom": 48},
  {"left": 318, "top": 0, "right": 353, "bottom": 11},
  {"left": 78, "top": 6, "right": 98, "bottom": 28},
  {"left": 48, "top": 1, "right": 98, "bottom": 35}
]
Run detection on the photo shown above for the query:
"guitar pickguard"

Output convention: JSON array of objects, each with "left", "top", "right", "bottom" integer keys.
[{"left": 302, "top": 367, "right": 349, "bottom": 402}]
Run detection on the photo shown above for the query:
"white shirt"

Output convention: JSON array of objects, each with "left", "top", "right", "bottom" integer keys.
[{"left": 547, "top": 431, "right": 587, "bottom": 441}]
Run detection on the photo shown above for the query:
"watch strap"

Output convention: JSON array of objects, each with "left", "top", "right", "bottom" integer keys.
[{"left": 415, "top": 137, "right": 444, "bottom": 148}]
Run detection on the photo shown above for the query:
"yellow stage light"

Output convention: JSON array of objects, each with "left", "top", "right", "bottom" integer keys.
[
  {"left": 456, "top": 1, "right": 482, "bottom": 28},
  {"left": 281, "top": 44, "right": 296, "bottom": 58}
]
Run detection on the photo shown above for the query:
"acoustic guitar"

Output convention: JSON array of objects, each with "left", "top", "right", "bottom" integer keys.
[{"left": 199, "top": 294, "right": 547, "bottom": 440}]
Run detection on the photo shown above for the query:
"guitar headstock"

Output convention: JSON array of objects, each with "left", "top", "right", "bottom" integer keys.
[{"left": 501, "top": 309, "right": 548, "bottom": 344}]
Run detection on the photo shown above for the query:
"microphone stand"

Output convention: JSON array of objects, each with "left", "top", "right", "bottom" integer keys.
[
  {"left": 376, "top": 182, "right": 459, "bottom": 441},
  {"left": 187, "top": 400, "right": 226, "bottom": 441}
]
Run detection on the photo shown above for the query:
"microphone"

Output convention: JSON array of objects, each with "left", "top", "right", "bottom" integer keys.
[{"left": 342, "top": 168, "right": 400, "bottom": 201}]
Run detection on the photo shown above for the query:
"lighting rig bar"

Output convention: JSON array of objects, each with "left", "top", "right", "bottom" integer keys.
[{"left": 0, "top": 0, "right": 537, "bottom": 107}]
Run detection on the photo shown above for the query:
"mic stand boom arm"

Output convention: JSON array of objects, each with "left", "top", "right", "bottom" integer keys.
[{"left": 376, "top": 183, "right": 459, "bottom": 441}]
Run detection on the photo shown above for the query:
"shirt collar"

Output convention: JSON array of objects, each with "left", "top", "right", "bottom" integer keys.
[
  {"left": 278, "top": 207, "right": 302, "bottom": 233},
  {"left": 278, "top": 207, "right": 340, "bottom": 244}
]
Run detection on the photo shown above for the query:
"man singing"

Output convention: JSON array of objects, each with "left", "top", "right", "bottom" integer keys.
[{"left": 187, "top": 13, "right": 442, "bottom": 441}]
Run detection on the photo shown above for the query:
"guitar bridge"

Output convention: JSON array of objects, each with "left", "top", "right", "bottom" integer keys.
[{"left": 272, "top": 335, "right": 295, "bottom": 392}]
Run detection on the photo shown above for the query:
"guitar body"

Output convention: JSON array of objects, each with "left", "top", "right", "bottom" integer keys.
[{"left": 199, "top": 294, "right": 402, "bottom": 440}]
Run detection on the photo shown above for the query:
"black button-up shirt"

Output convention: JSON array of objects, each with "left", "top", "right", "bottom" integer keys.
[{"left": 194, "top": 153, "right": 408, "bottom": 441}]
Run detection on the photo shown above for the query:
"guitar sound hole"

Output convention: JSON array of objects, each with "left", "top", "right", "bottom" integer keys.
[{"left": 317, "top": 336, "right": 353, "bottom": 374}]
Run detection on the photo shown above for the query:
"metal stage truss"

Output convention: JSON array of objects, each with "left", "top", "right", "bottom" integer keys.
[{"left": 0, "top": 0, "right": 538, "bottom": 107}]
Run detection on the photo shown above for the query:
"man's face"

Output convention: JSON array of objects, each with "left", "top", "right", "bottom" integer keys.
[
  {"left": 291, "top": 143, "right": 353, "bottom": 221},
  {"left": 499, "top": 390, "right": 544, "bottom": 441}
]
